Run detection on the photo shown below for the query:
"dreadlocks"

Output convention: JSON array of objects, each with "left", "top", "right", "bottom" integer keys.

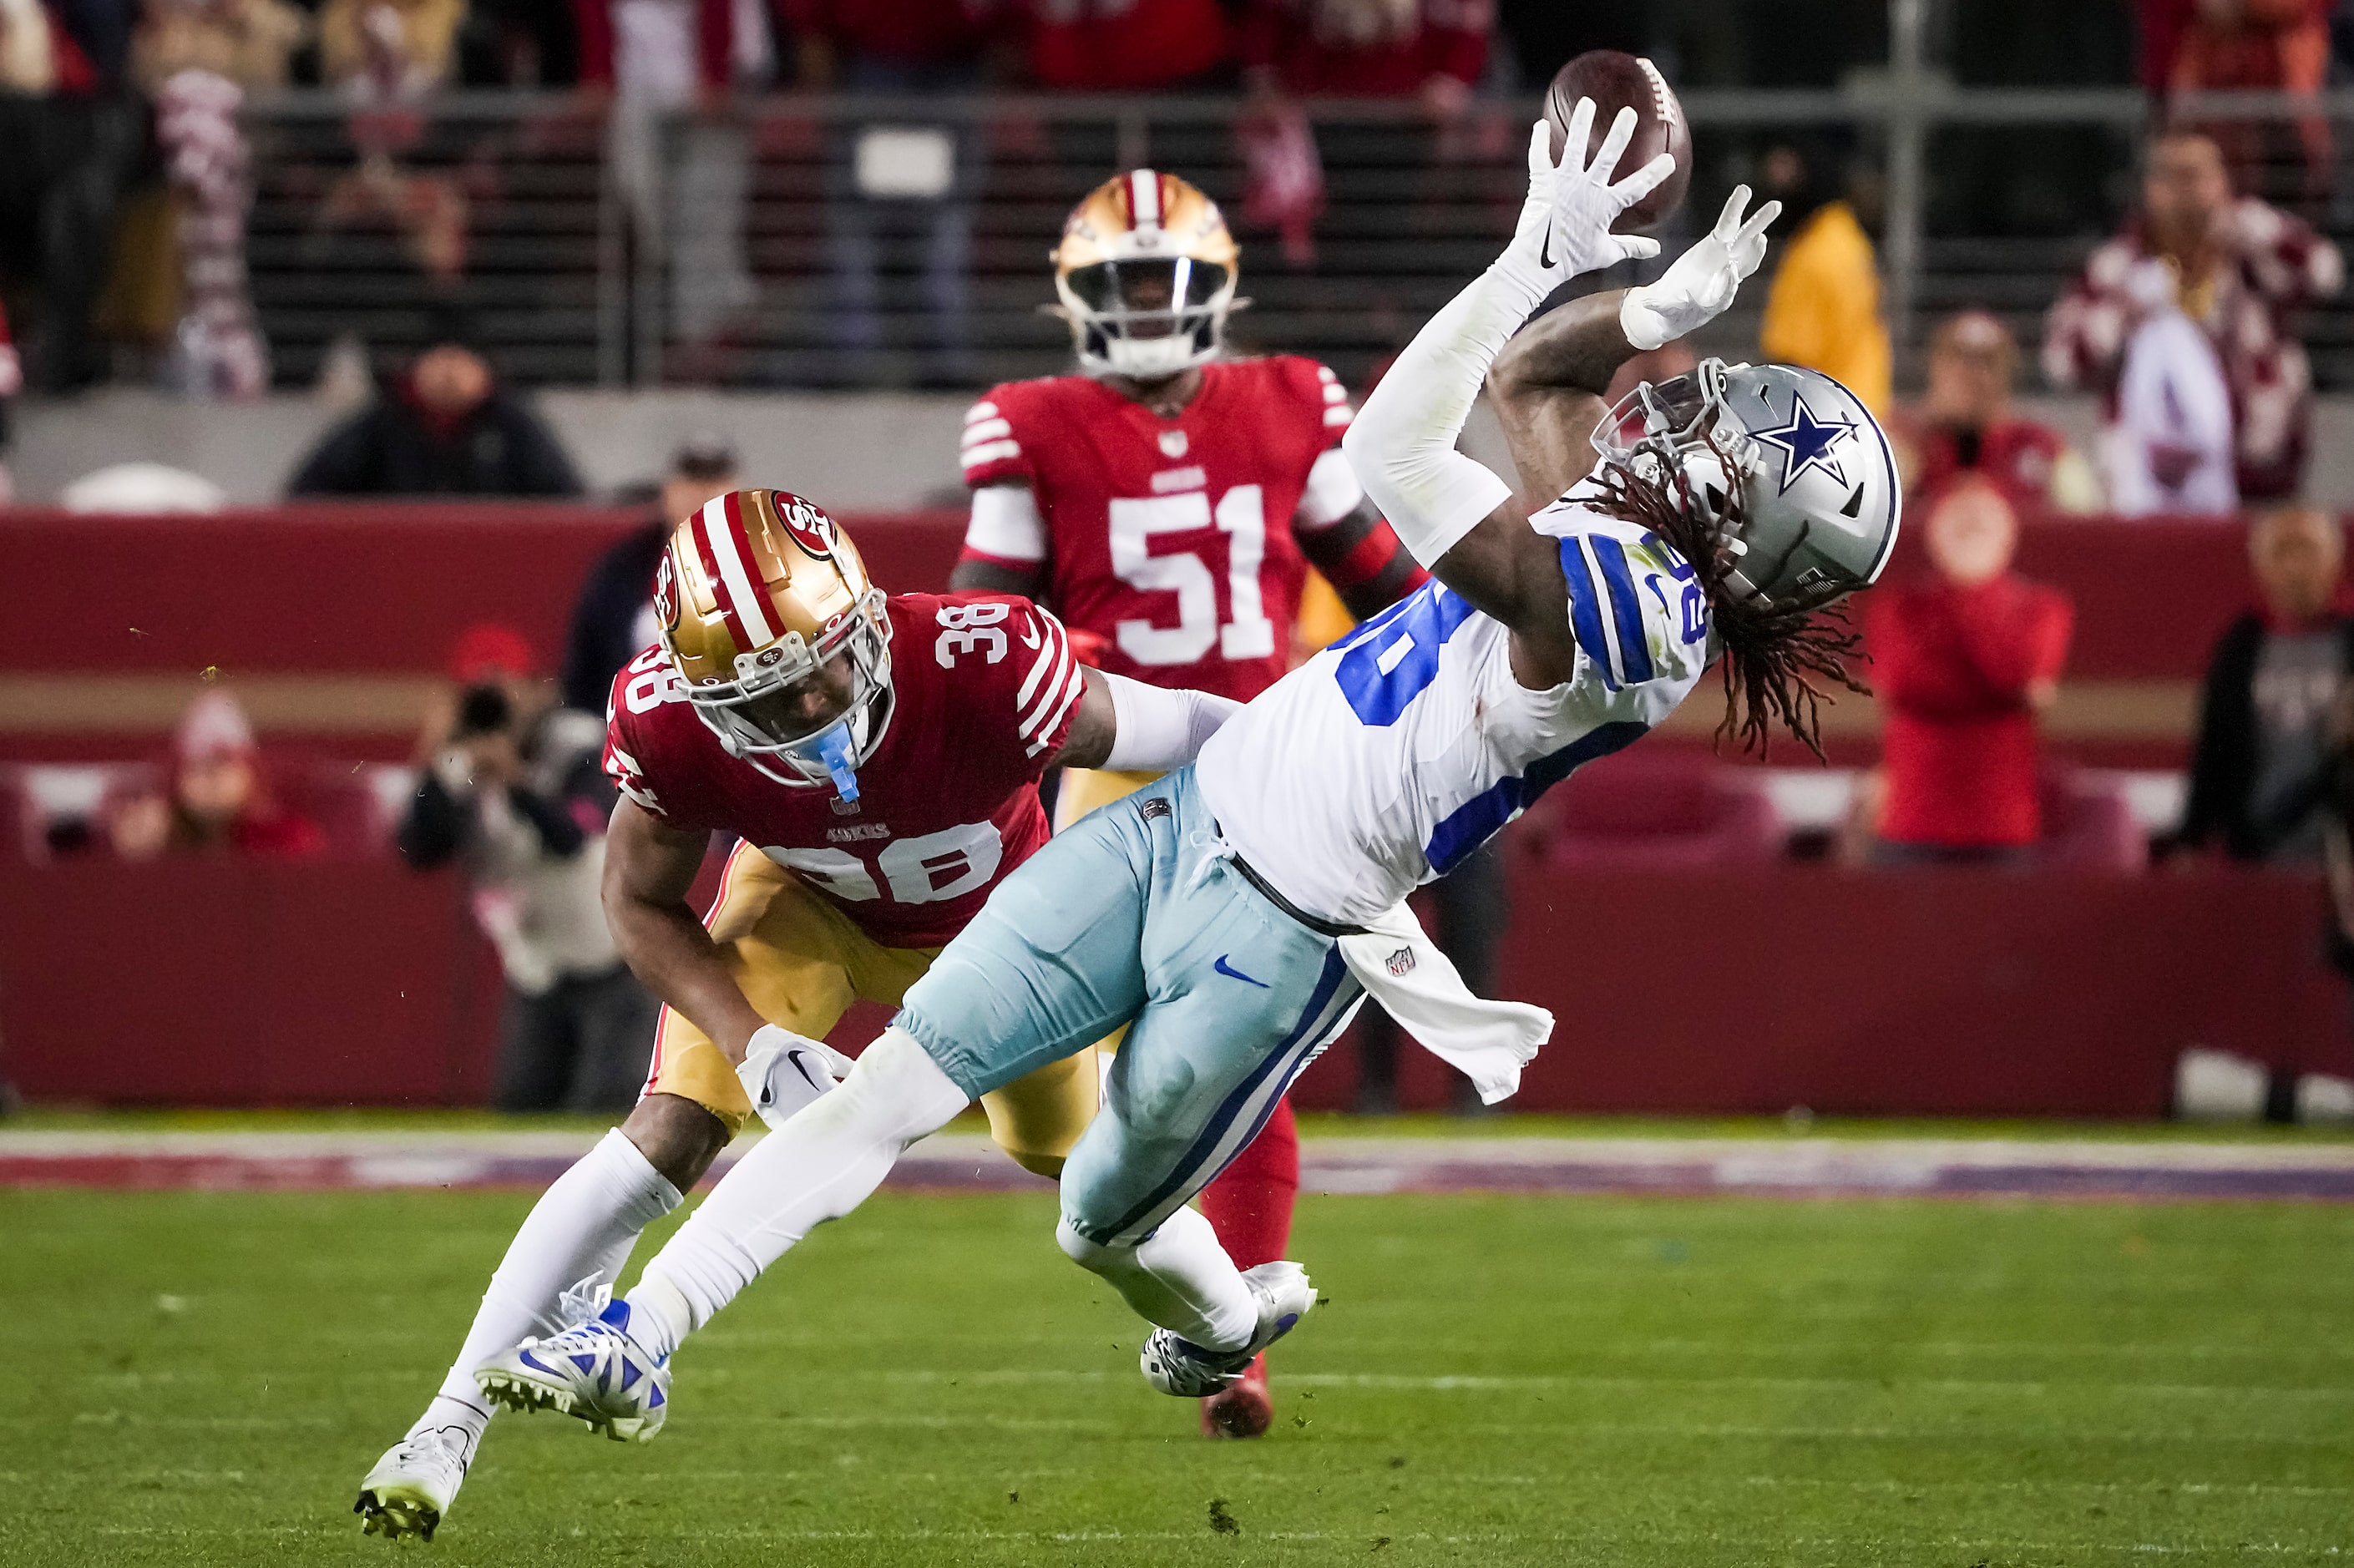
[{"left": 1589, "top": 436, "right": 1869, "bottom": 760}]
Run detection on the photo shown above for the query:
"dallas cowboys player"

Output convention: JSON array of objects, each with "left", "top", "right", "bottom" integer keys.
[{"left": 473, "top": 100, "right": 1901, "bottom": 1444}]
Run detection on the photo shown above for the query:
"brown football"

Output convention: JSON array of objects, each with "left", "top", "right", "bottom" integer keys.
[{"left": 1544, "top": 50, "right": 1692, "bottom": 233}]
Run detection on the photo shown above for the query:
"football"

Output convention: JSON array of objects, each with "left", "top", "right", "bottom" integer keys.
[{"left": 1544, "top": 50, "right": 1693, "bottom": 232}]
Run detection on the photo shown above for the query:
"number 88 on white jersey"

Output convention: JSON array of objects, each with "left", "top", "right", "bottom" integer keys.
[{"left": 1196, "top": 504, "right": 1712, "bottom": 927}]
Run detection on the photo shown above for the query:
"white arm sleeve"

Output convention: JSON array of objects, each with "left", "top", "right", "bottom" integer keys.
[
  {"left": 964, "top": 483, "right": 1047, "bottom": 563},
  {"left": 1339, "top": 260, "right": 1544, "bottom": 568},
  {"left": 1101, "top": 672, "right": 1242, "bottom": 772}
]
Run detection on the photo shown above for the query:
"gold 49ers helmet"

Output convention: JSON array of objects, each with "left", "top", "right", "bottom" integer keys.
[
  {"left": 1051, "top": 169, "right": 1240, "bottom": 380},
  {"left": 655, "top": 488, "right": 894, "bottom": 799}
]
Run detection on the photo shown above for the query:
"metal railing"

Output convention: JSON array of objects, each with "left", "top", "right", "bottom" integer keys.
[{"left": 239, "top": 84, "right": 2354, "bottom": 392}]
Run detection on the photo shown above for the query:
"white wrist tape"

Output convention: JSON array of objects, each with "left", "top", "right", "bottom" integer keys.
[
  {"left": 1101, "top": 672, "right": 1241, "bottom": 772},
  {"left": 1341, "top": 260, "right": 1532, "bottom": 567}
]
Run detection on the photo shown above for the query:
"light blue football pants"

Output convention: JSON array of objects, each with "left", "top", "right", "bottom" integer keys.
[{"left": 896, "top": 766, "right": 1364, "bottom": 1247}]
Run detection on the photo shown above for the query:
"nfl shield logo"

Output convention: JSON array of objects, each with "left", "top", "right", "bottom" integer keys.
[
  {"left": 1385, "top": 947, "right": 1415, "bottom": 977},
  {"left": 1158, "top": 430, "right": 1188, "bottom": 459}
]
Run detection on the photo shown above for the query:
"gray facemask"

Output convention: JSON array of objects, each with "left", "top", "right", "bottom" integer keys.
[{"left": 1592, "top": 358, "right": 1902, "bottom": 608}]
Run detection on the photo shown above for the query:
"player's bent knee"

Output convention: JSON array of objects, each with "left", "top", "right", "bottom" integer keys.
[
  {"left": 622, "top": 1092, "right": 733, "bottom": 1192},
  {"left": 1056, "top": 1215, "right": 1127, "bottom": 1274},
  {"left": 837, "top": 1027, "right": 973, "bottom": 1142}
]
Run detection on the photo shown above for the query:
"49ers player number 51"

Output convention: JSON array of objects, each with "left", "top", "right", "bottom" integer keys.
[
  {"left": 954, "top": 169, "right": 1421, "bottom": 697},
  {"left": 950, "top": 169, "right": 1427, "bottom": 1443}
]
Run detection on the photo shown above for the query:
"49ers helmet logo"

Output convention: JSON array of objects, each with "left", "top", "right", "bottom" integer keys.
[
  {"left": 772, "top": 492, "right": 838, "bottom": 563},
  {"left": 652, "top": 550, "right": 681, "bottom": 631}
]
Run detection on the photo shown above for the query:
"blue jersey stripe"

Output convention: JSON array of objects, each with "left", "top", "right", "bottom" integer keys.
[
  {"left": 1423, "top": 719, "right": 1653, "bottom": 875},
  {"left": 1557, "top": 538, "right": 1618, "bottom": 691},
  {"left": 1589, "top": 534, "right": 1656, "bottom": 685}
]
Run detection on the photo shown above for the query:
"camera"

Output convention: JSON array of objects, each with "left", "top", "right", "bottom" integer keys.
[{"left": 453, "top": 683, "right": 514, "bottom": 739}]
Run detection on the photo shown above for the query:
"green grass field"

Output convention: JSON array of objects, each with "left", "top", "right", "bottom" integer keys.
[{"left": 7, "top": 1186, "right": 2352, "bottom": 1567}]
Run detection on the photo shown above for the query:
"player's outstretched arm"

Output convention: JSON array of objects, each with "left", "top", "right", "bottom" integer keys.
[
  {"left": 1346, "top": 106, "right": 1668, "bottom": 685},
  {"left": 1049, "top": 667, "right": 1242, "bottom": 772},
  {"left": 1488, "top": 186, "right": 1779, "bottom": 504},
  {"left": 602, "top": 797, "right": 771, "bottom": 1065}
]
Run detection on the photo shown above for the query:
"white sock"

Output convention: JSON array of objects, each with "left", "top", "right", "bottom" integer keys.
[
  {"left": 1057, "top": 1204, "right": 1258, "bottom": 1352},
  {"left": 623, "top": 1028, "right": 969, "bottom": 1352},
  {"left": 427, "top": 1128, "right": 682, "bottom": 1434}
]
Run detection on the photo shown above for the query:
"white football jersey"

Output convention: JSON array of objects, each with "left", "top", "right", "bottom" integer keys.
[{"left": 1195, "top": 499, "right": 1713, "bottom": 925}]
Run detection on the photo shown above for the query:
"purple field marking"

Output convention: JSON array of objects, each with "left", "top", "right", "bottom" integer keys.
[{"left": 8, "top": 1132, "right": 2354, "bottom": 1201}]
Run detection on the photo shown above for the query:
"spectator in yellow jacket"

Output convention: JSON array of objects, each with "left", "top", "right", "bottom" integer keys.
[{"left": 1756, "top": 139, "right": 1892, "bottom": 416}]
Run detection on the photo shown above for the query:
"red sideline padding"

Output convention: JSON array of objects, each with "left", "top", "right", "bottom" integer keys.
[
  {"left": 1290, "top": 862, "right": 2344, "bottom": 1117},
  {"left": 0, "top": 859, "right": 502, "bottom": 1105},
  {"left": 3, "top": 850, "right": 2338, "bottom": 1115},
  {"left": 0, "top": 505, "right": 2255, "bottom": 679},
  {"left": 0, "top": 504, "right": 968, "bottom": 679}
]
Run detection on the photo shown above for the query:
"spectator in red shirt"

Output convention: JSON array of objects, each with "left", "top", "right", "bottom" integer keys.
[
  {"left": 1865, "top": 477, "right": 2074, "bottom": 865},
  {"left": 2159, "top": 0, "right": 2331, "bottom": 200},
  {"left": 1233, "top": 0, "right": 1491, "bottom": 264},
  {"left": 1239, "top": 0, "right": 1490, "bottom": 109},
  {"left": 1004, "top": 0, "right": 1228, "bottom": 90},
  {"left": 106, "top": 690, "right": 327, "bottom": 860},
  {"left": 1890, "top": 310, "right": 2092, "bottom": 519}
]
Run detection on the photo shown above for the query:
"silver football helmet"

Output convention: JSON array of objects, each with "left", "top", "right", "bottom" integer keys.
[{"left": 1592, "top": 359, "right": 1901, "bottom": 606}]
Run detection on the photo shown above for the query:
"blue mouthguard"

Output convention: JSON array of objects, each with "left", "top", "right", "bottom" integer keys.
[{"left": 813, "top": 720, "right": 861, "bottom": 802}]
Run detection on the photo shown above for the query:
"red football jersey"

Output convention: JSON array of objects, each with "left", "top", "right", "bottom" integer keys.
[
  {"left": 603, "top": 593, "right": 1085, "bottom": 949},
  {"left": 959, "top": 355, "right": 1355, "bottom": 702}
]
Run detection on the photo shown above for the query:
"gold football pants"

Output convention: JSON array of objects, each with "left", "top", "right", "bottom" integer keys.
[{"left": 645, "top": 841, "right": 1099, "bottom": 1175}]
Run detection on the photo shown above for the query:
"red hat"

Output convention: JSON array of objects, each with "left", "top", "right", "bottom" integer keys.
[{"left": 448, "top": 623, "right": 534, "bottom": 684}]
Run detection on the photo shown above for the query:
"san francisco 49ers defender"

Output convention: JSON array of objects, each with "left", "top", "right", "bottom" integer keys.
[
  {"left": 949, "top": 168, "right": 1423, "bottom": 1439},
  {"left": 355, "top": 488, "right": 1238, "bottom": 1542}
]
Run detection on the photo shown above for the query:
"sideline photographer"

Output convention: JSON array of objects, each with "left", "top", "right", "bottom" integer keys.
[{"left": 397, "top": 625, "right": 655, "bottom": 1113}]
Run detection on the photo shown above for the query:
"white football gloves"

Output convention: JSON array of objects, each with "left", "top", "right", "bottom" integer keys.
[
  {"left": 1618, "top": 185, "right": 1782, "bottom": 352},
  {"left": 735, "top": 1023, "right": 856, "bottom": 1132},
  {"left": 1500, "top": 102, "right": 1676, "bottom": 298}
]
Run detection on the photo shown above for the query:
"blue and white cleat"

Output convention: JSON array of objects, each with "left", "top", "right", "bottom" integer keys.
[
  {"left": 354, "top": 1423, "right": 471, "bottom": 1541},
  {"left": 474, "top": 1297, "right": 670, "bottom": 1443},
  {"left": 1140, "top": 1261, "right": 1316, "bottom": 1398}
]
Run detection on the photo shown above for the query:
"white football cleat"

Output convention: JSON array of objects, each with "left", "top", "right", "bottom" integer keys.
[
  {"left": 474, "top": 1298, "right": 671, "bottom": 1443},
  {"left": 1140, "top": 1261, "right": 1316, "bottom": 1399},
  {"left": 354, "top": 1424, "right": 472, "bottom": 1541}
]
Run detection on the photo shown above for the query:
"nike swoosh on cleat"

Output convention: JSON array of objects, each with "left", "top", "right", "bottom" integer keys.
[{"left": 1212, "top": 955, "right": 1268, "bottom": 988}]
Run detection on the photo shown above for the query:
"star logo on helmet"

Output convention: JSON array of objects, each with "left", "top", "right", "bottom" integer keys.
[{"left": 1749, "top": 394, "right": 1857, "bottom": 494}]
